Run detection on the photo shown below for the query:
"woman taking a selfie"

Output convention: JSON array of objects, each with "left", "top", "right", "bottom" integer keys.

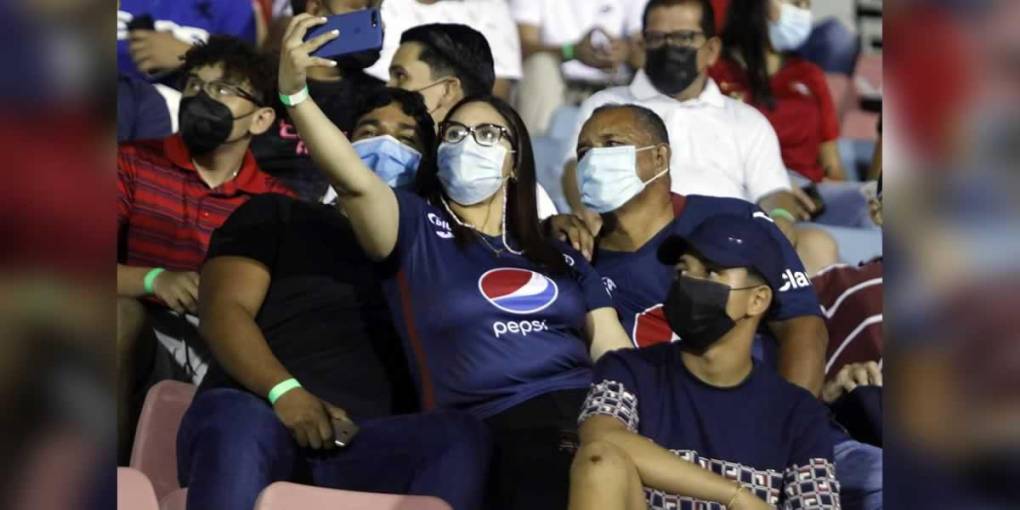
[{"left": 279, "top": 13, "right": 634, "bottom": 510}]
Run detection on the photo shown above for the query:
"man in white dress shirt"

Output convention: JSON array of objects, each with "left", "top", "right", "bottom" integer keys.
[
  {"left": 561, "top": 0, "right": 838, "bottom": 273},
  {"left": 509, "top": 0, "right": 649, "bottom": 135}
]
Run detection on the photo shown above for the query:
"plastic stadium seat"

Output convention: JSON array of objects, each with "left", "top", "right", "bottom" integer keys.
[
  {"left": 825, "top": 73, "right": 855, "bottom": 122},
  {"left": 856, "top": 53, "right": 881, "bottom": 93},
  {"left": 254, "top": 482, "right": 454, "bottom": 510},
  {"left": 545, "top": 105, "right": 581, "bottom": 143},
  {"left": 118, "top": 467, "right": 159, "bottom": 510},
  {"left": 841, "top": 110, "right": 881, "bottom": 141},
  {"left": 532, "top": 135, "right": 570, "bottom": 213},
  {"left": 815, "top": 224, "right": 883, "bottom": 266},
  {"left": 130, "top": 380, "right": 197, "bottom": 502},
  {"left": 800, "top": 18, "right": 860, "bottom": 75},
  {"left": 159, "top": 488, "right": 188, "bottom": 510},
  {"left": 855, "top": 53, "right": 883, "bottom": 98}
]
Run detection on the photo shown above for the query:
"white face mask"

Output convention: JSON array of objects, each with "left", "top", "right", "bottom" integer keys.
[
  {"left": 437, "top": 138, "right": 509, "bottom": 206},
  {"left": 578, "top": 145, "right": 668, "bottom": 213},
  {"left": 768, "top": 2, "right": 813, "bottom": 51}
]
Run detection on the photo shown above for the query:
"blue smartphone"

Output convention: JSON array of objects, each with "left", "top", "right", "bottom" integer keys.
[{"left": 306, "top": 8, "right": 383, "bottom": 59}]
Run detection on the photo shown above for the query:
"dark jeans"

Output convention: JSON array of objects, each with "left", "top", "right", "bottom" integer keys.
[
  {"left": 830, "top": 421, "right": 883, "bottom": 510},
  {"left": 177, "top": 388, "right": 491, "bottom": 510},
  {"left": 483, "top": 388, "right": 588, "bottom": 510}
]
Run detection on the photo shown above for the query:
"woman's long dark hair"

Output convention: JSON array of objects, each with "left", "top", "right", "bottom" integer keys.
[
  {"left": 722, "top": 0, "right": 775, "bottom": 108},
  {"left": 415, "top": 95, "right": 568, "bottom": 274}
]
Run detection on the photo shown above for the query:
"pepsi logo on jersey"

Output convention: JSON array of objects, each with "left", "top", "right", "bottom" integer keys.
[
  {"left": 479, "top": 268, "right": 559, "bottom": 314},
  {"left": 479, "top": 268, "right": 559, "bottom": 338},
  {"left": 493, "top": 319, "right": 549, "bottom": 338}
]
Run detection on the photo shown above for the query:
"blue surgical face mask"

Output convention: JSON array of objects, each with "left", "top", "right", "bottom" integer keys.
[
  {"left": 352, "top": 135, "right": 422, "bottom": 188},
  {"left": 579, "top": 145, "right": 668, "bottom": 213},
  {"left": 768, "top": 2, "right": 813, "bottom": 51},
  {"left": 437, "top": 138, "right": 509, "bottom": 206}
]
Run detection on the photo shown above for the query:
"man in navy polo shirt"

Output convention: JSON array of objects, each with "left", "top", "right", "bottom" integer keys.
[
  {"left": 570, "top": 215, "right": 839, "bottom": 510},
  {"left": 552, "top": 102, "right": 826, "bottom": 394}
]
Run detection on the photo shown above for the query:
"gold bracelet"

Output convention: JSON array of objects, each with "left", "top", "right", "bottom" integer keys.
[{"left": 726, "top": 484, "right": 746, "bottom": 508}]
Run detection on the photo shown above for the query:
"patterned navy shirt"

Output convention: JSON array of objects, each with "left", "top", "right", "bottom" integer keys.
[{"left": 580, "top": 342, "right": 840, "bottom": 509}]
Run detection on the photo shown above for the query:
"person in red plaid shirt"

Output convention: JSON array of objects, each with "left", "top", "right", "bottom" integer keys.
[{"left": 116, "top": 36, "right": 293, "bottom": 461}]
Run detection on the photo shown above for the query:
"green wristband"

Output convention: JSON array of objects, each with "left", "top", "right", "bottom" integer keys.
[
  {"left": 268, "top": 378, "right": 302, "bottom": 405},
  {"left": 143, "top": 267, "right": 165, "bottom": 295},
  {"left": 279, "top": 85, "right": 309, "bottom": 107},
  {"left": 561, "top": 43, "right": 575, "bottom": 61},
  {"left": 769, "top": 208, "right": 796, "bottom": 223}
]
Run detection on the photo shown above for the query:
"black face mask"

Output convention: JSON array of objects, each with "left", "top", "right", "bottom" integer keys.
[
  {"left": 178, "top": 91, "right": 256, "bottom": 156},
  {"left": 644, "top": 45, "right": 700, "bottom": 96},
  {"left": 662, "top": 276, "right": 737, "bottom": 353}
]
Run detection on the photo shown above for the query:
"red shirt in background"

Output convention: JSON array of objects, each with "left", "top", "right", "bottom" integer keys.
[
  {"left": 710, "top": 56, "right": 840, "bottom": 182},
  {"left": 711, "top": 0, "right": 730, "bottom": 33},
  {"left": 811, "top": 259, "right": 883, "bottom": 380},
  {"left": 117, "top": 134, "right": 294, "bottom": 272}
]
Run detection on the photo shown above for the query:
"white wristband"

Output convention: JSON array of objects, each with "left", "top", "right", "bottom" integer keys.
[{"left": 279, "top": 85, "right": 310, "bottom": 107}]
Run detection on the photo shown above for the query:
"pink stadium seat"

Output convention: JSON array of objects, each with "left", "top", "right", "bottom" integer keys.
[
  {"left": 130, "top": 380, "right": 197, "bottom": 502},
  {"left": 255, "top": 482, "right": 454, "bottom": 510},
  {"left": 825, "top": 73, "right": 855, "bottom": 122},
  {"left": 855, "top": 53, "right": 883, "bottom": 97},
  {"left": 159, "top": 488, "right": 188, "bottom": 510},
  {"left": 118, "top": 467, "right": 159, "bottom": 510},
  {"left": 841, "top": 109, "right": 881, "bottom": 141}
]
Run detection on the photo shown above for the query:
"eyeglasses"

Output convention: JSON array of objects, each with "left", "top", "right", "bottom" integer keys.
[
  {"left": 643, "top": 30, "right": 705, "bottom": 48},
  {"left": 182, "top": 75, "right": 262, "bottom": 105},
  {"left": 440, "top": 120, "right": 516, "bottom": 149}
]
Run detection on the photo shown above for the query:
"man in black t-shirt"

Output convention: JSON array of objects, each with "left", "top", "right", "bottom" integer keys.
[
  {"left": 178, "top": 89, "right": 489, "bottom": 510},
  {"left": 252, "top": 0, "right": 387, "bottom": 201}
]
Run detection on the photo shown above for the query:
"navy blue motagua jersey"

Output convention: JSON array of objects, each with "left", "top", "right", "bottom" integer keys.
[
  {"left": 381, "top": 191, "right": 613, "bottom": 419},
  {"left": 594, "top": 194, "right": 821, "bottom": 349}
]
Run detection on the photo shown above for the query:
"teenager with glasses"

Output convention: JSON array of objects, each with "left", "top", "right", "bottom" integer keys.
[
  {"left": 116, "top": 36, "right": 293, "bottom": 463},
  {"left": 278, "top": 14, "right": 633, "bottom": 510}
]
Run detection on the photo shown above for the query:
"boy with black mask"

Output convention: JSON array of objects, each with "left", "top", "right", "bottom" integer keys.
[
  {"left": 252, "top": 0, "right": 386, "bottom": 201},
  {"left": 117, "top": 35, "right": 292, "bottom": 462},
  {"left": 570, "top": 214, "right": 839, "bottom": 510}
]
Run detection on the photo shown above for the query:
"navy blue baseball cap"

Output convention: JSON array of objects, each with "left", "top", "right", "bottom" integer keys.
[{"left": 657, "top": 215, "right": 785, "bottom": 292}]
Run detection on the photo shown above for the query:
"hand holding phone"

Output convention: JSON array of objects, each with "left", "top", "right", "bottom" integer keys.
[{"left": 332, "top": 416, "right": 360, "bottom": 448}]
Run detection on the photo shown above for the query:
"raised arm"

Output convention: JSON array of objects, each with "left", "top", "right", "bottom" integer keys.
[{"left": 278, "top": 14, "right": 399, "bottom": 261}]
